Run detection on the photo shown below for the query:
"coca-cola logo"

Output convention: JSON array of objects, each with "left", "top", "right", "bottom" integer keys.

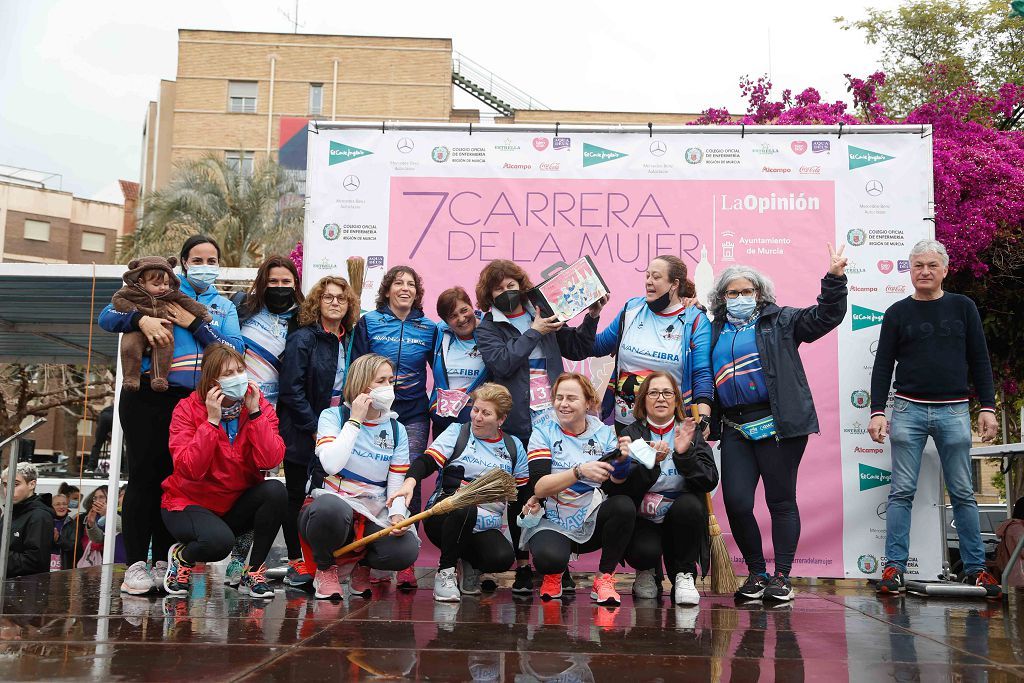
[
  {"left": 877, "top": 260, "right": 894, "bottom": 274},
  {"left": 799, "top": 165, "right": 822, "bottom": 175},
  {"left": 533, "top": 137, "right": 549, "bottom": 151},
  {"left": 791, "top": 141, "right": 808, "bottom": 154},
  {"left": 885, "top": 284, "right": 907, "bottom": 294},
  {"left": 539, "top": 162, "right": 561, "bottom": 171}
]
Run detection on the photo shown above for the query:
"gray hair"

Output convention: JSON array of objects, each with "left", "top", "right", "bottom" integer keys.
[
  {"left": 708, "top": 265, "right": 777, "bottom": 319},
  {"left": 909, "top": 239, "right": 949, "bottom": 267},
  {"left": 1, "top": 462, "right": 38, "bottom": 483}
]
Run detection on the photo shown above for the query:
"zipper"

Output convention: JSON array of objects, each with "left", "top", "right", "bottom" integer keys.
[{"left": 396, "top": 317, "right": 405, "bottom": 392}]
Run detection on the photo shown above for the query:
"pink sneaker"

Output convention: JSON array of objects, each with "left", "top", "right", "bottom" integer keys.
[
  {"left": 590, "top": 573, "right": 621, "bottom": 606},
  {"left": 313, "top": 565, "right": 343, "bottom": 600},
  {"left": 349, "top": 564, "right": 372, "bottom": 598},
  {"left": 396, "top": 567, "right": 418, "bottom": 591}
]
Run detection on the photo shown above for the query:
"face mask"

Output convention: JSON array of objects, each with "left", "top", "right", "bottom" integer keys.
[
  {"left": 69, "top": 500, "right": 79, "bottom": 510},
  {"left": 493, "top": 290, "right": 521, "bottom": 315},
  {"left": 265, "top": 286, "right": 295, "bottom": 314},
  {"left": 369, "top": 385, "right": 395, "bottom": 411},
  {"left": 726, "top": 295, "right": 758, "bottom": 320},
  {"left": 647, "top": 289, "right": 673, "bottom": 313},
  {"left": 219, "top": 372, "right": 249, "bottom": 401},
  {"left": 185, "top": 265, "right": 219, "bottom": 291}
]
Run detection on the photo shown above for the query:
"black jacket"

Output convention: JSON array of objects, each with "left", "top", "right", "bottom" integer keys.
[
  {"left": 277, "top": 323, "right": 351, "bottom": 466},
  {"left": 475, "top": 306, "right": 597, "bottom": 442},
  {"left": 709, "top": 273, "right": 848, "bottom": 440},
  {"left": 606, "top": 420, "right": 719, "bottom": 576},
  {"left": 4, "top": 494, "right": 54, "bottom": 577}
]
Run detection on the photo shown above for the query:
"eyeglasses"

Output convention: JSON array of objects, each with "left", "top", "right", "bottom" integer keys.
[
  {"left": 647, "top": 390, "right": 676, "bottom": 399},
  {"left": 321, "top": 294, "right": 347, "bottom": 304},
  {"left": 724, "top": 288, "right": 757, "bottom": 299}
]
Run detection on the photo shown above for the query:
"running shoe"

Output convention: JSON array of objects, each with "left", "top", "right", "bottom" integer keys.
[
  {"left": 283, "top": 558, "right": 314, "bottom": 587},
  {"left": 539, "top": 573, "right": 563, "bottom": 601},
  {"left": 434, "top": 567, "right": 461, "bottom": 602},
  {"left": 349, "top": 564, "right": 372, "bottom": 598},
  {"left": 735, "top": 572, "right": 769, "bottom": 600},
  {"left": 240, "top": 564, "right": 275, "bottom": 599},
  {"left": 590, "top": 573, "right": 620, "bottom": 606},
  {"left": 876, "top": 566, "right": 905, "bottom": 594},
  {"left": 672, "top": 572, "right": 700, "bottom": 606},
  {"left": 512, "top": 565, "right": 535, "bottom": 594},
  {"left": 965, "top": 570, "right": 1002, "bottom": 599},
  {"left": 632, "top": 569, "right": 659, "bottom": 599},
  {"left": 224, "top": 558, "right": 245, "bottom": 588},
  {"left": 163, "top": 544, "right": 192, "bottom": 597},
  {"left": 121, "top": 560, "right": 154, "bottom": 596},
  {"left": 457, "top": 560, "right": 482, "bottom": 595},
  {"left": 396, "top": 567, "right": 418, "bottom": 590},
  {"left": 480, "top": 573, "right": 498, "bottom": 592},
  {"left": 313, "top": 565, "right": 343, "bottom": 600},
  {"left": 152, "top": 561, "right": 168, "bottom": 593},
  {"left": 763, "top": 572, "right": 794, "bottom": 602}
]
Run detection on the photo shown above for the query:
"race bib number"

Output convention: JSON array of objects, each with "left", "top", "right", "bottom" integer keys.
[
  {"left": 640, "top": 491, "right": 666, "bottom": 518},
  {"left": 50, "top": 553, "right": 62, "bottom": 572},
  {"left": 529, "top": 370, "right": 552, "bottom": 411},
  {"left": 436, "top": 388, "right": 471, "bottom": 418}
]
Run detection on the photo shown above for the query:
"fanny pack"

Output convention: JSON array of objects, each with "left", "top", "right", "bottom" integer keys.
[{"left": 722, "top": 414, "right": 777, "bottom": 441}]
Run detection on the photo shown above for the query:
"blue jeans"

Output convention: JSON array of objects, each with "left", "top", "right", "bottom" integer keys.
[{"left": 884, "top": 399, "right": 984, "bottom": 574}]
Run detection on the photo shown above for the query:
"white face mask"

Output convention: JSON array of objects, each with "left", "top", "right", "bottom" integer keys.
[{"left": 368, "top": 385, "right": 395, "bottom": 411}]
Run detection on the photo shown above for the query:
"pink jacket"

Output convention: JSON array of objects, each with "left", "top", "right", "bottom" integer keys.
[{"left": 996, "top": 518, "right": 1024, "bottom": 587}]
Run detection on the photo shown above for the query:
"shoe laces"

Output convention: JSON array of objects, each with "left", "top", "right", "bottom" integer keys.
[
  {"left": 594, "top": 573, "right": 616, "bottom": 592},
  {"left": 289, "top": 558, "right": 307, "bottom": 573},
  {"left": 541, "top": 574, "right": 561, "bottom": 592},
  {"left": 881, "top": 566, "right": 901, "bottom": 582},
  {"left": 974, "top": 570, "right": 998, "bottom": 586},
  {"left": 677, "top": 572, "right": 695, "bottom": 589},
  {"left": 175, "top": 564, "right": 192, "bottom": 585},
  {"left": 439, "top": 570, "right": 458, "bottom": 589},
  {"left": 246, "top": 564, "right": 268, "bottom": 585}
]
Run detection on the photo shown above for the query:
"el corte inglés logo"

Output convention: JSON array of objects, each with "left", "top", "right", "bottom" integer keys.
[
  {"left": 583, "top": 143, "right": 627, "bottom": 167},
  {"left": 848, "top": 145, "right": 894, "bottom": 170},
  {"left": 852, "top": 305, "right": 885, "bottom": 331},
  {"left": 329, "top": 141, "right": 372, "bottom": 165},
  {"left": 859, "top": 463, "right": 892, "bottom": 491}
]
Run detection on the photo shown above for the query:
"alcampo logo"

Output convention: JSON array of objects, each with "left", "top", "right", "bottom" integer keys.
[
  {"left": 583, "top": 143, "right": 627, "bottom": 167},
  {"left": 328, "top": 141, "right": 372, "bottom": 165},
  {"left": 852, "top": 304, "right": 884, "bottom": 331},
  {"left": 859, "top": 463, "right": 891, "bottom": 491},
  {"left": 849, "top": 145, "right": 894, "bottom": 170}
]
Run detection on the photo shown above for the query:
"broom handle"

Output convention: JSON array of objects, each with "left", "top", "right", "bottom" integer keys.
[{"left": 332, "top": 507, "right": 435, "bottom": 558}]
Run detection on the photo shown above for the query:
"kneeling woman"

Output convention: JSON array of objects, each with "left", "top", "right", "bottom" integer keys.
[
  {"left": 614, "top": 372, "right": 718, "bottom": 606},
  {"left": 300, "top": 354, "right": 420, "bottom": 600},
  {"left": 162, "top": 345, "right": 287, "bottom": 598},
  {"left": 520, "top": 373, "right": 636, "bottom": 605},
  {"left": 391, "top": 383, "right": 528, "bottom": 602}
]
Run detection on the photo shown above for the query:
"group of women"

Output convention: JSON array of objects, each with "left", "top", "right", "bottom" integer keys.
[{"left": 99, "top": 232, "right": 848, "bottom": 607}]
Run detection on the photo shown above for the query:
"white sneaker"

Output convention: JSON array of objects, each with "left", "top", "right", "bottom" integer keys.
[
  {"left": 673, "top": 572, "right": 700, "bottom": 606},
  {"left": 632, "top": 568, "right": 659, "bottom": 599},
  {"left": 152, "top": 561, "right": 168, "bottom": 593},
  {"left": 121, "top": 560, "right": 154, "bottom": 595},
  {"left": 433, "top": 567, "right": 461, "bottom": 603}
]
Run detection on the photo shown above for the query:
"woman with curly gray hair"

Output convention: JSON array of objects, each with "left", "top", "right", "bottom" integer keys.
[{"left": 709, "top": 245, "right": 848, "bottom": 602}]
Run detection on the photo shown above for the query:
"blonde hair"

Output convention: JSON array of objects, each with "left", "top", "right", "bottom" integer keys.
[
  {"left": 551, "top": 373, "right": 600, "bottom": 410},
  {"left": 343, "top": 354, "right": 394, "bottom": 406},
  {"left": 470, "top": 383, "right": 513, "bottom": 420}
]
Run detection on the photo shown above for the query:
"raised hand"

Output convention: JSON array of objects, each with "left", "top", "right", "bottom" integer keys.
[
  {"left": 828, "top": 243, "right": 848, "bottom": 277},
  {"left": 675, "top": 418, "right": 697, "bottom": 454},
  {"left": 206, "top": 386, "right": 223, "bottom": 424}
]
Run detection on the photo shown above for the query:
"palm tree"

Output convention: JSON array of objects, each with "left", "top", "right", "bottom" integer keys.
[{"left": 122, "top": 154, "right": 303, "bottom": 266}]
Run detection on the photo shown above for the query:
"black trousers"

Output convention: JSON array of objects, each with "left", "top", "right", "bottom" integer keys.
[
  {"left": 282, "top": 460, "right": 308, "bottom": 560},
  {"left": 161, "top": 479, "right": 287, "bottom": 568},
  {"left": 423, "top": 505, "right": 515, "bottom": 572},
  {"left": 624, "top": 493, "right": 705, "bottom": 577},
  {"left": 119, "top": 382, "right": 186, "bottom": 565},
  {"left": 720, "top": 429, "right": 808, "bottom": 576},
  {"left": 297, "top": 495, "right": 419, "bottom": 571},
  {"left": 528, "top": 494, "right": 636, "bottom": 575}
]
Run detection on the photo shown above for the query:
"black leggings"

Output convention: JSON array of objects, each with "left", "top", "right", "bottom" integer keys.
[
  {"left": 161, "top": 479, "right": 287, "bottom": 568},
  {"left": 528, "top": 494, "right": 636, "bottom": 575},
  {"left": 298, "top": 495, "right": 419, "bottom": 571},
  {"left": 423, "top": 505, "right": 515, "bottom": 572},
  {"left": 282, "top": 460, "right": 308, "bottom": 560},
  {"left": 720, "top": 429, "right": 808, "bottom": 576},
  {"left": 120, "top": 382, "right": 186, "bottom": 564},
  {"left": 624, "top": 493, "right": 705, "bottom": 577}
]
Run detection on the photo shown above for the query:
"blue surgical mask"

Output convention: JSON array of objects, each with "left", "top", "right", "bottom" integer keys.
[
  {"left": 219, "top": 372, "right": 249, "bottom": 401},
  {"left": 69, "top": 499, "right": 79, "bottom": 510},
  {"left": 185, "top": 265, "right": 219, "bottom": 291},
  {"left": 726, "top": 295, "right": 757, "bottom": 321}
]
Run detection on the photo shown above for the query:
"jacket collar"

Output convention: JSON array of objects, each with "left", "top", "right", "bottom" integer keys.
[
  {"left": 488, "top": 300, "right": 537, "bottom": 326},
  {"left": 378, "top": 303, "right": 425, "bottom": 323},
  {"left": 179, "top": 276, "right": 220, "bottom": 301}
]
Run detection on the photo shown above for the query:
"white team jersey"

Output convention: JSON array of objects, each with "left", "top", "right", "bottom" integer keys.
[{"left": 440, "top": 335, "right": 485, "bottom": 391}]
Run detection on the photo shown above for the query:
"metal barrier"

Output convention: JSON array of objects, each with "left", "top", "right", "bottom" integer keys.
[
  {"left": 0, "top": 418, "right": 48, "bottom": 593},
  {"left": 970, "top": 442, "right": 1024, "bottom": 594}
]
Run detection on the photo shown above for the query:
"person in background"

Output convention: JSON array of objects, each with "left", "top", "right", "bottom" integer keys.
[
  {"left": 2, "top": 463, "right": 53, "bottom": 577},
  {"left": 428, "top": 286, "right": 488, "bottom": 439},
  {"left": 276, "top": 275, "right": 359, "bottom": 588},
  {"left": 50, "top": 493, "right": 73, "bottom": 571},
  {"left": 870, "top": 239, "right": 1001, "bottom": 598},
  {"left": 86, "top": 405, "right": 114, "bottom": 472},
  {"left": 474, "top": 260, "right": 606, "bottom": 594},
  {"left": 61, "top": 485, "right": 121, "bottom": 568},
  {"left": 996, "top": 497, "right": 1024, "bottom": 588},
  {"left": 58, "top": 483, "right": 81, "bottom": 513},
  {"left": 350, "top": 265, "right": 437, "bottom": 590},
  {"left": 708, "top": 247, "right": 847, "bottom": 603},
  {"left": 161, "top": 344, "right": 287, "bottom": 598},
  {"left": 98, "top": 234, "right": 244, "bottom": 595}
]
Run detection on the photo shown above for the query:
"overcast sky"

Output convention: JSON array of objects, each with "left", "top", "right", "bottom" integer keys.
[{"left": 0, "top": 0, "right": 904, "bottom": 200}]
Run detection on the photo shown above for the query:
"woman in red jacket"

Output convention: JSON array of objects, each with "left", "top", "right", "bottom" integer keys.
[{"left": 161, "top": 344, "right": 287, "bottom": 598}]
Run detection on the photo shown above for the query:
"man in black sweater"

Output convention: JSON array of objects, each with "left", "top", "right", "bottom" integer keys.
[
  {"left": 868, "top": 239, "right": 1000, "bottom": 597},
  {"left": 2, "top": 462, "right": 54, "bottom": 577}
]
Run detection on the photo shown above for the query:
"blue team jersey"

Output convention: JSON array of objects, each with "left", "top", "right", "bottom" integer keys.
[
  {"left": 639, "top": 422, "right": 685, "bottom": 523},
  {"left": 240, "top": 307, "right": 294, "bottom": 406},
  {"left": 425, "top": 423, "right": 528, "bottom": 533},
  {"left": 712, "top": 320, "right": 769, "bottom": 409}
]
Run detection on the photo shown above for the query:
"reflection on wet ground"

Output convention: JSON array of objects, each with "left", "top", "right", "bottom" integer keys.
[{"left": 1, "top": 565, "right": 1022, "bottom": 681}]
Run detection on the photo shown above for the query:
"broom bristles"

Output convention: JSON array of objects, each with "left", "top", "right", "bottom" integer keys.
[
  {"left": 347, "top": 256, "right": 366, "bottom": 295},
  {"left": 431, "top": 469, "right": 517, "bottom": 516},
  {"left": 707, "top": 493, "right": 741, "bottom": 594}
]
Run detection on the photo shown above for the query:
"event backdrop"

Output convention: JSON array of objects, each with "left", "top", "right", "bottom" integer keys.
[{"left": 303, "top": 123, "right": 940, "bottom": 579}]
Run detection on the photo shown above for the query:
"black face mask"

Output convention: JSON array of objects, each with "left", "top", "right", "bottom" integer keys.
[
  {"left": 647, "top": 289, "right": 673, "bottom": 313},
  {"left": 493, "top": 290, "right": 521, "bottom": 315},
  {"left": 265, "top": 287, "right": 295, "bottom": 314}
]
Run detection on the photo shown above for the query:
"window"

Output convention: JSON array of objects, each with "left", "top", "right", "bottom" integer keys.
[
  {"left": 24, "top": 219, "right": 50, "bottom": 241},
  {"left": 81, "top": 232, "right": 106, "bottom": 253},
  {"left": 971, "top": 459, "right": 982, "bottom": 494},
  {"left": 309, "top": 83, "right": 324, "bottom": 115},
  {"left": 228, "top": 81, "right": 258, "bottom": 113},
  {"left": 225, "top": 150, "right": 255, "bottom": 176}
]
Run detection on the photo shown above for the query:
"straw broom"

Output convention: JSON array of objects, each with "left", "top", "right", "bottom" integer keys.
[
  {"left": 346, "top": 256, "right": 365, "bottom": 294},
  {"left": 690, "top": 405, "right": 740, "bottom": 594},
  {"left": 333, "top": 469, "right": 518, "bottom": 558}
]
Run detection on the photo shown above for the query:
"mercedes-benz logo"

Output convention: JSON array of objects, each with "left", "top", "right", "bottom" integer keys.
[
  {"left": 649, "top": 141, "right": 667, "bottom": 157},
  {"left": 876, "top": 501, "right": 887, "bottom": 520},
  {"left": 865, "top": 180, "right": 883, "bottom": 196},
  {"left": 397, "top": 137, "right": 414, "bottom": 154},
  {"left": 343, "top": 175, "right": 360, "bottom": 191},
  {"left": 870, "top": 339, "right": 879, "bottom": 356}
]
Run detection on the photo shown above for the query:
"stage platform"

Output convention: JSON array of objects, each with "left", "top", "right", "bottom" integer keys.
[{"left": 1, "top": 565, "right": 1022, "bottom": 681}]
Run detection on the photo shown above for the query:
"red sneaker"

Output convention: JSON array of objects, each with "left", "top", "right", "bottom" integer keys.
[
  {"left": 313, "top": 565, "right": 343, "bottom": 600},
  {"left": 966, "top": 570, "right": 1002, "bottom": 599},
  {"left": 349, "top": 564, "right": 372, "bottom": 598},
  {"left": 539, "top": 573, "right": 563, "bottom": 601},
  {"left": 591, "top": 573, "right": 621, "bottom": 606},
  {"left": 396, "top": 567, "right": 418, "bottom": 591}
]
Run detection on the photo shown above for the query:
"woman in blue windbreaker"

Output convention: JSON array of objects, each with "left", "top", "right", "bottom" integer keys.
[
  {"left": 593, "top": 255, "right": 713, "bottom": 436},
  {"left": 428, "top": 286, "right": 488, "bottom": 440},
  {"left": 98, "top": 234, "right": 243, "bottom": 596}
]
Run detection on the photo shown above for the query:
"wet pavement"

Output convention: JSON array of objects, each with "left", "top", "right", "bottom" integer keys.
[{"left": 1, "top": 565, "right": 1022, "bottom": 681}]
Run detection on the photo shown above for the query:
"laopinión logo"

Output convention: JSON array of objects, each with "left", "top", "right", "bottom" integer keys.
[{"left": 328, "top": 141, "right": 372, "bottom": 166}]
